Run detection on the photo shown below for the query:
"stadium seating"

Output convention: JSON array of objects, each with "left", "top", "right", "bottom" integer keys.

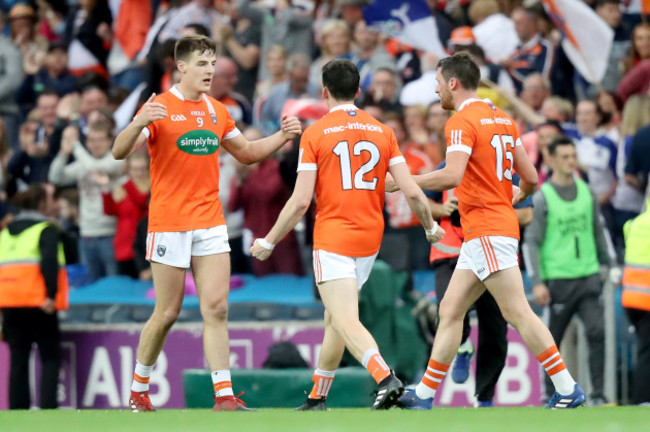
[{"left": 60, "top": 271, "right": 393, "bottom": 324}]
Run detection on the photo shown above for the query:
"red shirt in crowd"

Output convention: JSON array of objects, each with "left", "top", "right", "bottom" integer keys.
[{"left": 102, "top": 180, "right": 149, "bottom": 262}]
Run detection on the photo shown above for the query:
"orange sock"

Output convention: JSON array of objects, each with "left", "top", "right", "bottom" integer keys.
[
  {"left": 362, "top": 348, "right": 391, "bottom": 384},
  {"left": 537, "top": 345, "right": 576, "bottom": 395},
  {"left": 132, "top": 373, "right": 150, "bottom": 392},
  {"left": 308, "top": 369, "right": 335, "bottom": 399},
  {"left": 536, "top": 345, "right": 566, "bottom": 376},
  {"left": 421, "top": 359, "right": 449, "bottom": 393},
  {"left": 131, "top": 361, "right": 154, "bottom": 392},
  {"left": 211, "top": 370, "right": 234, "bottom": 398}
]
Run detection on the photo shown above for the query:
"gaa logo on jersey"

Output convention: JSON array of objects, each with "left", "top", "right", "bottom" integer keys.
[
  {"left": 345, "top": 110, "right": 357, "bottom": 117},
  {"left": 157, "top": 245, "right": 167, "bottom": 257},
  {"left": 177, "top": 130, "right": 220, "bottom": 155}
]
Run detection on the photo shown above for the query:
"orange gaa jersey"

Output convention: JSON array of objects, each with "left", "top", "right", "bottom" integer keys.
[
  {"left": 385, "top": 143, "right": 434, "bottom": 229},
  {"left": 139, "top": 85, "right": 239, "bottom": 232},
  {"left": 298, "top": 104, "right": 405, "bottom": 257},
  {"left": 445, "top": 98, "right": 521, "bottom": 241}
]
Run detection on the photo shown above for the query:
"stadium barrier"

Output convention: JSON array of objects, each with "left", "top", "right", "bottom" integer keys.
[{"left": 183, "top": 367, "right": 377, "bottom": 408}]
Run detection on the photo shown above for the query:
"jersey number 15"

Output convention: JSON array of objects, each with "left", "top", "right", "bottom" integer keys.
[{"left": 490, "top": 134, "right": 515, "bottom": 182}]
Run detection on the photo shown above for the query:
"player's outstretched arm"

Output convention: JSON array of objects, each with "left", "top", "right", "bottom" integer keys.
[
  {"left": 250, "top": 170, "right": 316, "bottom": 261},
  {"left": 389, "top": 162, "right": 445, "bottom": 243},
  {"left": 113, "top": 93, "right": 167, "bottom": 160},
  {"left": 413, "top": 151, "right": 469, "bottom": 192},
  {"left": 222, "top": 115, "right": 301, "bottom": 165},
  {"left": 512, "top": 145, "right": 539, "bottom": 205}
]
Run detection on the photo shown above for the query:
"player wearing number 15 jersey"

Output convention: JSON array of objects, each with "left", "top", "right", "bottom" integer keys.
[
  {"left": 393, "top": 53, "right": 586, "bottom": 410},
  {"left": 251, "top": 59, "right": 444, "bottom": 411}
]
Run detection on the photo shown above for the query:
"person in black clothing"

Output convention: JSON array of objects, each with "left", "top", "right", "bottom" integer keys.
[
  {"left": 625, "top": 124, "right": 650, "bottom": 194},
  {"left": 0, "top": 184, "right": 68, "bottom": 409}
]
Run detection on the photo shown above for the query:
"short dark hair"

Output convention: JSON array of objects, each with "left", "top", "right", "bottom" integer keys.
[
  {"left": 183, "top": 23, "right": 210, "bottom": 37},
  {"left": 596, "top": 0, "right": 620, "bottom": 8},
  {"left": 322, "top": 59, "right": 360, "bottom": 101},
  {"left": 437, "top": 52, "right": 481, "bottom": 90},
  {"left": 382, "top": 111, "right": 405, "bottom": 129},
  {"left": 548, "top": 136, "right": 575, "bottom": 155},
  {"left": 174, "top": 35, "right": 216, "bottom": 63},
  {"left": 535, "top": 119, "right": 563, "bottom": 132},
  {"left": 38, "top": 88, "right": 59, "bottom": 99},
  {"left": 454, "top": 44, "right": 486, "bottom": 62},
  {"left": 12, "top": 184, "right": 46, "bottom": 211}
]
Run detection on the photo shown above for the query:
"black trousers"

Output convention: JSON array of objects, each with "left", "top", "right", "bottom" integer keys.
[
  {"left": 228, "top": 235, "right": 251, "bottom": 274},
  {"left": 545, "top": 274, "right": 605, "bottom": 398},
  {"left": 626, "top": 307, "right": 650, "bottom": 404},
  {"left": 2, "top": 308, "right": 62, "bottom": 409},
  {"left": 433, "top": 258, "right": 508, "bottom": 402}
]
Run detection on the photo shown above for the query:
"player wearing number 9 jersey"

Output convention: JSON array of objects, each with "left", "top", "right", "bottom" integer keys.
[
  {"left": 396, "top": 53, "right": 586, "bottom": 410},
  {"left": 250, "top": 59, "right": 444, "bottom": 411},
  {"left": 112, "top": 35, "right": 303, "bottom": 413}
]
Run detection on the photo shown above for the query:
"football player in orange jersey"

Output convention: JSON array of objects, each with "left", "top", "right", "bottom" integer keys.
[
  {"left": 390, "top": 53, "right": 586, "bottom": 409},
  {"left": 112, "top": 35, "right": 302, "bottom": 412},
  {"left": 251, "top": 59, "right": 445, "bottom": 410}
]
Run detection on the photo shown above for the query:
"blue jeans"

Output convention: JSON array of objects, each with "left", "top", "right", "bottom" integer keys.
[
  {"left": 1, "top": 113, "right": 20, "bottom": 150},
  {"left": 79, "top": 236, "right": 118, "bottom": 283},
  {"left": 613, "top": 209, "right": 639, "bottom": 264}
]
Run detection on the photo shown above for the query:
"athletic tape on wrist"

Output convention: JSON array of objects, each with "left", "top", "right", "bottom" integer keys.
[
  {"left": 257, "top": 238, "right": 275, "bottom": 251},
  {"left": 425, "top": 222, "right": 440, "bottom": 236}
]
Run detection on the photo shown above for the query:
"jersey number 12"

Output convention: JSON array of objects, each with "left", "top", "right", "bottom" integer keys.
[{"left": 333, "top": 140, "right": 380, "bottom": 191}]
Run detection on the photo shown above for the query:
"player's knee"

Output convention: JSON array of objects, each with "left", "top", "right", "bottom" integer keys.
[
  {"left": 155, "top": 307, "right": 180, "bottom": 329},
  {"left": 438, "top": 299, "right": 465, "bottom": 324},
  {"left": 329, "top": 314, "right": 358, "bottom": 335},
  {"left": 499, "top": 305, "right": 527, "bottom": 328},
  {"left": 201, "top": 298, "right": 229, "bottom": 322}
]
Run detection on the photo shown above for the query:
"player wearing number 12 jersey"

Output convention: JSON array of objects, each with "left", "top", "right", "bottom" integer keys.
[
  {"left": 251, "top": 59, "right": 444, "bottom": 410},
  {"left": 393, "top": 53, "right": 586, "bottom": 410}
]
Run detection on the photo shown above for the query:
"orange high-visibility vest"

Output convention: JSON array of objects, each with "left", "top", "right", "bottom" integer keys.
[
  {"left": 622, "top": 206, "right": 650, "bottom": 312},
  {"left": 0, "top": 222, "right": 69, "bottom": 310},
  {"left": 429, "top": 189, "right": 464, "bottom": 263}
]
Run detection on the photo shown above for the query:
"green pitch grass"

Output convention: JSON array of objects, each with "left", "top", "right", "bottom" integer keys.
[{"left": 0, "top": 407, "right": 646, "bottom": 432}]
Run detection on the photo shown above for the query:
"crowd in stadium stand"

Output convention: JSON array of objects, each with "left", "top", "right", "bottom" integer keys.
[{"left": 0, "top": 0, "right": 649, "bottom": 283}]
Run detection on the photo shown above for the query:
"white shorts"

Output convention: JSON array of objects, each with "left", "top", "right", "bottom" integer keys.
[
  {"left": 456, "top": 236, "right": 519, "bottom": 281},
  {"left": 146, "top": 225, "right": 230, "bottom": 268},
  {"left": 313, "top": 250, "right": 378, "bottom": 290}
]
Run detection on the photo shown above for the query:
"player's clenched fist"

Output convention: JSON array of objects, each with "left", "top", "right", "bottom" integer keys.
[
  {"left": 135, "top": 93, "right": 168, "bottom": 128},
  {"left": 511, "top": 185, "right": 528, "bottom": 206},
  {"left": 425, "top": 222, "right": 446, "bottom": 244},
  {"left": 280, "top": 115, "right": 302, "bottom": 141},
  {"left": 251, "top": 238, "right": 274, "bottom": 261}
]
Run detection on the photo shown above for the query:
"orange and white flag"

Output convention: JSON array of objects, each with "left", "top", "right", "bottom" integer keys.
[
  {"left": 622, "top": 0, "right": 650, "bottom": 15},
  {"left": 541, "top": 0, "right": 614, "bottom": 84}
]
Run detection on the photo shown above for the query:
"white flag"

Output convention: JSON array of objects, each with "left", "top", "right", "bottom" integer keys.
[
  {"left": 541, "top": 0, "right": 614, "bottom": 84},
  {"left": 364, "top": 0, "right": 447, "bottom": 59}
]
